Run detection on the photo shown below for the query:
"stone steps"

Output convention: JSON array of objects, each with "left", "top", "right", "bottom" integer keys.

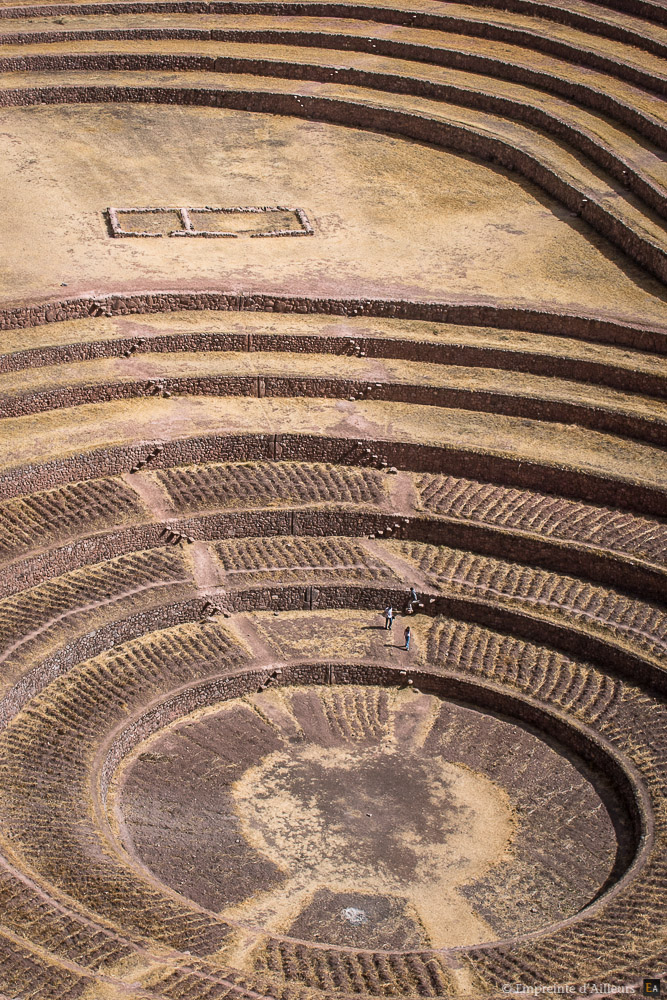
[
  {"left": 0, "top": 349, "right": 665, "bottom": 443},
  {"left": 0, "top": 598, "right": 661, "bottom": 993},
  {"left": 395, "top": 538, "right": 667, "bottom": 667},
  {"left": 0, "top": 400, "right": 664, "bottom": 516},
  {"left": 0, "top": 0, "right": 662, "bottom": 990}
]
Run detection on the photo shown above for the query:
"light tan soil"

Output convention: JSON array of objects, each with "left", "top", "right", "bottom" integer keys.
[
  {"left": 0, "top": 103, "right": 665, "bottom": 319},
  {"left": 1, "top": 396, "right": 664, "bottom": 489}
]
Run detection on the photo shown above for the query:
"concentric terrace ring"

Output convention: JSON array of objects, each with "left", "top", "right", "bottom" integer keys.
[{"left": 0, "top": 2, "right": 664, "bottom": 993}]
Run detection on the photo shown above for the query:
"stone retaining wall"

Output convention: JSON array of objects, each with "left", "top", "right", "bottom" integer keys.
[
  {"left": 2, "top": 432, "right": 664, "bottom": 515},
  {"left": 0, "top": 85, "right": 665, "bottom": 281}
]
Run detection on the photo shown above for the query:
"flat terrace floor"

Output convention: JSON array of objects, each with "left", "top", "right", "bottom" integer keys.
[
  {"left": 0, "top": 103, "right": 665, "bottom": 320},
  {"left": 2, "top": 395, "right": 666, "bottom": 491},
  {"left": 3, "top": 311, "right": 666, "bottom": 370}
]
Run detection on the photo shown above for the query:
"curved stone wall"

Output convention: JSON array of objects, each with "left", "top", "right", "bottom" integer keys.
[{"left": 0, "top": 2, "right": 664, "bottom": 997}]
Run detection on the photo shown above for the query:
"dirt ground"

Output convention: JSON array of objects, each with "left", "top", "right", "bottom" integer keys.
[
  {"left": 114, "top": 676, "right": 621, "bottom": 957},
  {"left": 0, "top": 103, "right": 664, "bottom": 321}
]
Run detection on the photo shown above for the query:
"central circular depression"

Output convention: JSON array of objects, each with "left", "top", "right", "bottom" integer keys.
[
  {"left": 232, "top": 741, "right": 512, "bottom": 947},
  {"left": 115, "top": 683, "right": 631, "bottom": 949}
]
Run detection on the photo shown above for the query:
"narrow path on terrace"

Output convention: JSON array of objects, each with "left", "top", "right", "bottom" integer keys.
[
  {"left": 121, "top": 470, "right": 175, "bottom": 520},
  {"left": 232, "top": 613, "right": 286, "bottom": 665},
  {"left": 3, "top": 398, "right": 666, "bottom": 505},
  {"left": 360, "top": 536, "right": 434, "bottom": 595},
  {"left": 189, "top": 540, "right": 226, "bottom": 593},
  {"left": 387, "top": 470, "right": 420, "bottom": 515}
]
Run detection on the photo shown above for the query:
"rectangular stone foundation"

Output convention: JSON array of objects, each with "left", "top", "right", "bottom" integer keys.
[{"left": 107, "top": 206, "right": 314, "bottom": 238}]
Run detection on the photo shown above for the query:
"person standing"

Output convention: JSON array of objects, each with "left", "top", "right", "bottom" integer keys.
[
  {"left": 405, "top": 587, "right": 420, "bottom": 615},
  {"left": 383, "top": 606, "right": 394, "bottom": 630},
  {"left": 404, "top": 626, "right": 411, "bottom": 650}
]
